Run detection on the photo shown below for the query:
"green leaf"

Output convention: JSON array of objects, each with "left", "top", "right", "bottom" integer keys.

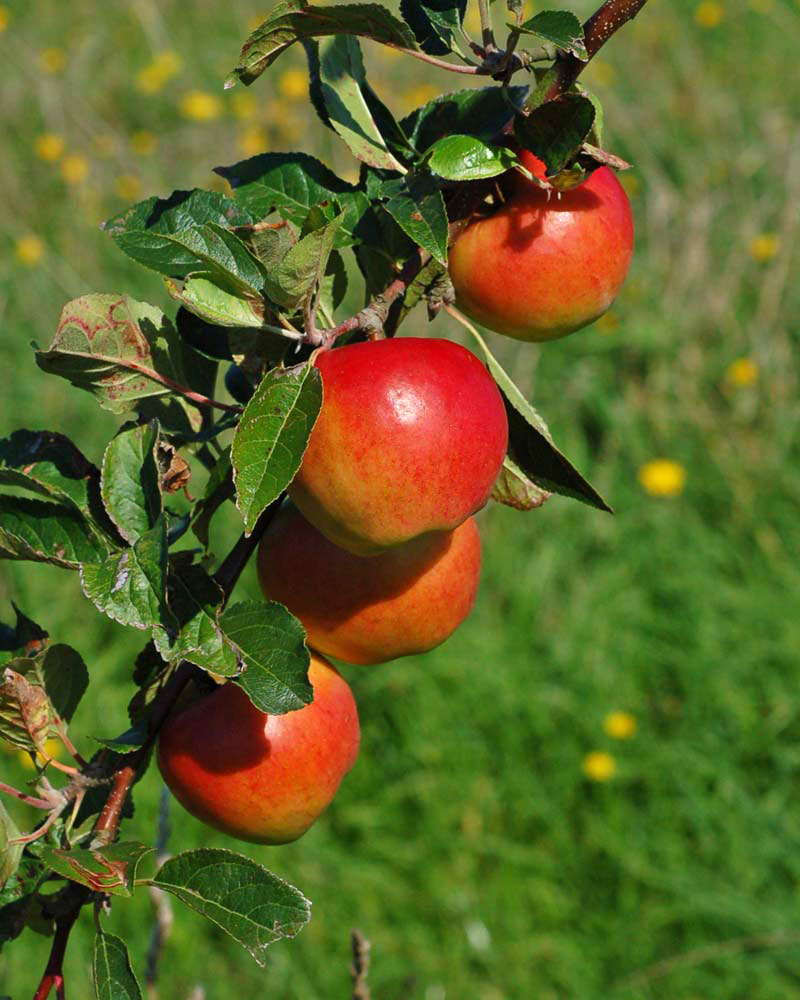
[
  {"left": 35, "top": 295, "right": 191, "bottom": 416},
  {"left": 216, "top": 153, "right": 368, "bottom": 247},
  {"left": 427, "top": 135, "right": 517, "bottom": 181},
  {"left": 191, "top": 448, "right": 234, "bottom": 548},
  {"left": 401, "top": 86, "right": 528, "bottom": 154},
  {"left": 175, "top": 307, "right": 235, "bottom": 361},
  {"left": 93, "top": 931, "right": 143, "bottom": 1000},
  {"left": 92, "top": 720, "right": 147, "bottom": 754},
  {"left": 0, "top": 803, "right": 22, "bottom": 891},
  {"left": 153, "top": 565, "right": 239, "bottom": 674},
  {"left": 0, "top": 645, "right": 86, "bottom": 752},
  {"left": 391, "top": 256, "right": 449, "bottom": 330},
  {"left": 314, "top": 35, "right": 407, "bottom": 172},
  {"left": 230, "top": 0, "right": 417, "bottom": 86},
  {"left": 384, "top": 173, "right": 448, "bottom": 265},
  {"left": 153, "top": 849, "right": 311, "bottom": 964},
  {"left": 578, "top": 84, "right": 604, "bottom": 146},
  {"left": 220, "top": 601, "right": 312, "bottom": 714},
  {"left": 40, "top": 843, "right": 153, "bottom": 898},
  {"left": 515, "top": 9, "right": 587, "bottom": 59},
  {"left": 116, "top": 225, "right": 264, "bottom": 296},
  {"left": 166, "top": 278, "right": 265, "bottom": 330},
  {"left": 232, "top": 363, "right": 322, "bottom": 534},
  {"left": 0, "top": 663, "right": 55, "bottom": 753},
  {"left": 265, "top": 213, "right": 343, "bottom": 312},
  {"left": 0, "top": 854, "right": 51, "bottom": 949},
  {"left": 103, "top": 190, "right": 256, "bottom": 287},
  {"left": 492, "top": 456, "right": 550, "bottom": 510},
  {"left": 36, "top": 643, "right": 89, "bottom": 722},
  {"left": 514, "top": 93, "right": 596, "bottom": 175},
  {"left": 0, "top": 431, "right": 107, "bottom": 528},
  {"left": 400, "top": 0, "right": 466, "bottom": 55},
  {"left": 80, "top": 519, "right": 173, "bottom": 630},
  {"left": 101, "top": 423, "right": 162, "bottom": 545},
  {"left": 104, "top": 189, "right": 252, "bottom": 238},
  {"left": 466, "top": 326, "right": 611, "bottom": 511},
  {"left": 0, "top": 495, "right": 108, "bottom": 569}
]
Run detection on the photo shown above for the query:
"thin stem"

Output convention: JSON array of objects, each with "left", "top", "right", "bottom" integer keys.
[
  {"left": 261, "top": 322, "right": 304, "bottom": 341},
  {"left": 389, "top": 45, "right": 482, "bottom": 74},
  {"left": 316, "top": 251, "right": 431, "bottom": 347},
  {"left": 9, "top": 806, "right": 63, "bottom": 846},
  {"left": 45, "top": 758, "right": 79, "bottom": 777},
  {"left": 0, "top": 780, "right": 52, "bottom": 809},
  {"left": 212, "top": 496, "right": 285, "bottom": 604},
  {"left": 545, "top": 0, "right": 650, "bottom": 100},
  {"left": 81, "top": 355, "right": 242, "bottom": 414},
  {"left": 477, "top": 0, "right": 497, "bottom": 54},
  {"left": 53, "top": 720, "right": 87, "bottom": 768}
]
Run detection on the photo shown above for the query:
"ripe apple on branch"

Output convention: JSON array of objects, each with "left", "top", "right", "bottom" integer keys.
[{"left": 0, "top": 0, "right": 652, "bottom": 995}]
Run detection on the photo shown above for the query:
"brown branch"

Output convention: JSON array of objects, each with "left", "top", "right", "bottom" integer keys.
[
  {"left": 32, "top": 906, "right": 79, "bottom": 1000},
  {"left": 545, "top": 0, "right": 650, "bottom": 100},
  {"left": 212, "top": 495, "right": 285, "bottom": 603}
]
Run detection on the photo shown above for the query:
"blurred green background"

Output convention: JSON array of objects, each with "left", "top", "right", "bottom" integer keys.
[{"left": 2, "top": 0, "right": 800, "bottom": 997}]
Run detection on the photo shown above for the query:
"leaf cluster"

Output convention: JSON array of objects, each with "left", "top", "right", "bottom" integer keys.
[{"left": 0, "top": 0, "right": 635, "bottom": 989}]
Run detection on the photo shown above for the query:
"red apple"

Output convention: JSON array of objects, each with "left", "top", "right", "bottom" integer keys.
[
  {"left": 448, "top": 153, "right": 634, "bottom": 342},
  {"left": 289, "top": 337, "right": 507, "bottom": 555},
  {"left": 257, "top": 502, "right": 481, "bottom": 665},
  {"left": 157, "top": 654, "right": 360, "bottom": 844}
]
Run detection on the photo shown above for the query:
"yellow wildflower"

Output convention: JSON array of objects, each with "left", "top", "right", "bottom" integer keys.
[
  {"left": 749, "top": 232, "right": 779, "bottom": 262},
  {"left": 638, "top": 459, "right": 687, "bottom": 498},
  {"left": 39, "top": 47, "right": 66, "bottom": 74},
  {"left": 135, "top": 50, "right": 182, "bottom": 95},
  {"left": 725, "top": 357, "right": 759, "bottom": 388},
  {"left": 603, "top": 711, "right": 637, "bottom": 740},
  {"left": 278, "top": 68, "right": 308, "bottom": 101},
  {"left": 153, "top": 50, "right": 182, "bottom": 75},
  {"left": 695, "top": 2, "right": 724, "bottom": 27},
  {"left": 230, "top": 91, "right": 259, "bottom": 121},
  {"left": 61, "top": 154, "right": 89, "bottom": 184},
  {"left": 115, "top": 174, "right": 142, "bottom": 201},
  {"left": 34, "top": 133, "right": 65, "bottom": 162},
  {"left": 238, "top": 126, "right": 268, "bottom": 157},
  {"left": 0, "top": 7, "right": 10, "bottom": 32},
  {"left": 130, "top": 130, "right": 158, "bottom": 156},
  {"left": 582, "top": 751, "right": 616, "bottom": 782},
  {"left": 15, "top": 235, "right": 45, "bottom": 266},
  {"left": 180, "top": 90, "right": 223, "bottom": 122},
  {"left": 17, "top": 739, "right": 63, "bottom": 771}
]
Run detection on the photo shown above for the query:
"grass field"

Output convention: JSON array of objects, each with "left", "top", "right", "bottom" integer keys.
[{"left": 2, "top": 0, "right": 800, "bottom": 997}]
